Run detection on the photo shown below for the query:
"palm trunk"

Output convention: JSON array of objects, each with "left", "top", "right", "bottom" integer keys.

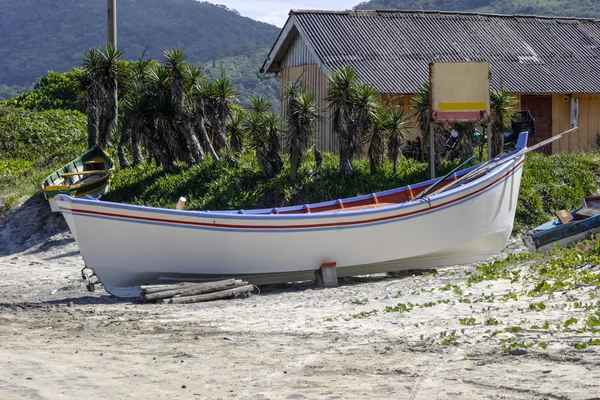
[
  {"left": 172, "top": 69, "right": 204, "bottom": 164},
  {"left": 86, "top": 103, "right": 98, "bottom": 149},
  {"left": 196, "top": 116, "right": 219, "bottom": 161},
  {"left": 290, "top": 146, "right": 300, "bottom": 182},
  {"left": 131, "top": 126, "right": 143, "bottom": 166},
  {"left": 491, "top": 123, "right": 504, "bottom": 158},
  {"left": 182, "top": 120, "right": 204, "bottom": 163},
  {"left": 339, "top": 141, "right": 353, "bottom": 176},
  {"left": 267, "top": 127, "right": 283, "bottom": 176},
  {"left": 118, "top": 132, "right": 130, "bottom": 168}
]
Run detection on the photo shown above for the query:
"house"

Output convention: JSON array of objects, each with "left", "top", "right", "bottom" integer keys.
[{"left": 261, "top": 10, "right": 600, "bottom": 155}]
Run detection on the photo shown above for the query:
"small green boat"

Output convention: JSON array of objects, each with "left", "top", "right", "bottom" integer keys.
[{"left": 42, "top": 146, "right": 115, "bottom": 212}]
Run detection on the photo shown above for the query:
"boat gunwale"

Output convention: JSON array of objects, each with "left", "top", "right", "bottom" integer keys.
[{"left": 55, "top": 154, "right": 524, "bottom": 223}]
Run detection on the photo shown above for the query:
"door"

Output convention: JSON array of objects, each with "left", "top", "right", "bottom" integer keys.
[{"left": 520, "top": 95, "right": 553, "bottom": 155}]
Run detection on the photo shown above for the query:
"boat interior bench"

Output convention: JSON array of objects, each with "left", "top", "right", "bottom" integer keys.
[
  {"left": 61, "top": 169, "right": 109, "bottom": 178},
  {"left": 575, "top": 207, "right": 600, "bottom": 221}
]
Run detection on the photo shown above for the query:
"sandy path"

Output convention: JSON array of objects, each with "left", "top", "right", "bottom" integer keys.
[{"left": 1, "top": 196, "right": 600, "bottom": 399}]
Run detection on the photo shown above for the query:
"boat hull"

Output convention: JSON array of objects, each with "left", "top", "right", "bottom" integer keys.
[
  {"left": 56, "top": 156, "right": 524, "bottom": 298},
  {"left": 525, "top": 212, "right": 600, "bottom": 252},
  {"left": 42, "top": 146, "right": 115, "bottom": 212}
]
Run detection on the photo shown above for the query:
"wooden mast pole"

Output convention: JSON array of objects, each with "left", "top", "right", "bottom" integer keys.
[{"left": 107, "top": 0, "right": 117, "bottom": 47}]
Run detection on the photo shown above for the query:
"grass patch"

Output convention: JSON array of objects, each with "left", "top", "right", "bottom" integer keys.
[{"left": 0, "top": 105, "right": 86, "bottom": 202}]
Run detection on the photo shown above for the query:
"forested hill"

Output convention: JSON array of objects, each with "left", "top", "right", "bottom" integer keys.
[
  {"left": 353, "top": 0, "right": 600, "bottom": 18},
  {"left": 0, "top": 0, "right": 280, "bottom": 87}
]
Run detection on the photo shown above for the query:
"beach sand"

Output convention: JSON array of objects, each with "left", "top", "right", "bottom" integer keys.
[{"left": 1, "top": 195, "right": 600, "bottom": 399}]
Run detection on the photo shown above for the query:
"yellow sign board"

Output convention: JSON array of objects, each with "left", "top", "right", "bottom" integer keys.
[{"left": 430, "top": 62, "right": 491, "bottom": 122}]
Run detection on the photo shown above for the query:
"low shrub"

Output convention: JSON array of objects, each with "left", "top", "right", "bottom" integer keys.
[{"left": 516, "top": 152, "right": 599, "bottom": 230}]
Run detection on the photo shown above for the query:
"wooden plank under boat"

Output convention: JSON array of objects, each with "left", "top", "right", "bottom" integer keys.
[
  {"left": 55, "top": 133, "right": 532, "bottom": 298},
  {"left": 42, "top": 146, "right": 115, "bottom": 212},
  {"left": 524, "top": 196, "right": 600, "bottom": 252}
]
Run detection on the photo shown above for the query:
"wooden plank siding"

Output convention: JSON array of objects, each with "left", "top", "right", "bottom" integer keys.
[
  {"left": 380, "top": 94, "right": 421, "bottom": 140},
  {"left": 590, "top": 95, "right": 600, "bottom": 151},
  {"left": 280, "top": 64, "right": 336, "bottom": 153},
  {"left": 277, "top": 71, "right": 600, "bottom": 154}
]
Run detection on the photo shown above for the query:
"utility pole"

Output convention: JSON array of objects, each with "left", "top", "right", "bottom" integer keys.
[{"left": 107, "top": 0, "right": 117, "bottom": 47}]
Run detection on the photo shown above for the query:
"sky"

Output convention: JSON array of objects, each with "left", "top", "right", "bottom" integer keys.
[{"left": 210, "top": 1, "right": 365, "bottom": 27}]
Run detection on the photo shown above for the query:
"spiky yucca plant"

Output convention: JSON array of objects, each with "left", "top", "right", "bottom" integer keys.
[
  {"left": 327, "top": 66, "right": 358, "bottom": 176},
  {"left": 78, "top": 44, "right": 122, "bottom": 150},
  {"left": 366, "top": 108, "right": 387, "bottom": 174},
  {"left": 164, "top": 48, "right": 204, "bottom": 165},
  {"left": 490, "top": 89, "right": 517, "bottom": 158},
  {"left": 285, "top": 82, "right": 319, "bottom": 181},
  {"left": 386, "top": 108, "right": 411, "bottom": 175}
]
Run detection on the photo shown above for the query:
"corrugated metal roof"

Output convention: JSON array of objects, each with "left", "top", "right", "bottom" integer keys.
[{"left": 267, "top": 10, "right": 600, "bottom": 94}]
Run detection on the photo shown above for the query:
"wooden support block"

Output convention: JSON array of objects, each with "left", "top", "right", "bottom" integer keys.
[
  {"left": 315, "top": 262, "right": 338, "bottom": 288},
  {"left": 555, "top": 209, "right": 573, "bottom": 224}
]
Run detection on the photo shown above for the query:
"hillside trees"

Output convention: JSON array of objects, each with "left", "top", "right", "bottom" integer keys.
[
  {"left": 354, "top": 0, "right": 600, "bottom": 18},
  {"left": 6, "top": 71, "right": 83, "bottom": 112}
]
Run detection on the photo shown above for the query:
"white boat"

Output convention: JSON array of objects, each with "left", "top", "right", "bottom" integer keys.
[{"left": 55, "top": 133, "right": 532, "bottom": 298}]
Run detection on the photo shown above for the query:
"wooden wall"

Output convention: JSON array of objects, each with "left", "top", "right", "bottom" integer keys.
[
  {"left": 277, "top": 66, "right": 600, "bottom": 155},
  {"left": 279, "top": 64, "right": 336, "bottom": 153},
  {"left": 551, "top": 94, "right": 600, "bottom": 153},
  {"left": 380, "top": 94, "right": 422, "bottom": 141}
]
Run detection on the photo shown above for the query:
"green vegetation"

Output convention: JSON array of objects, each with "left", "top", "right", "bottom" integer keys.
[
  {"left": 354, "top": 0, "right": 600, "bottom": 18},
  {"left": 103, "top": 150, "right": 430, "bottom": 210},
  {"left": 516, "top": 152, "right": 599, "bottom": 230},
  {"left": 0, "top": 105, "right": 86, "bottom": 198},
  {"left": 6, "top": 71, "right": 83, "bottom": 112}
]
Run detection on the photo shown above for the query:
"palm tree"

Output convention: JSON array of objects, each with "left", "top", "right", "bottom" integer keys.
[
  {"left": 76, "top": 50, "right": 102, "bottom": 149},
  {"left": 452, "top": 122, "right": 476, "bottom": 163},
  {"left": 78, "top": 44, "right": 122, "bottom": 150},
  {"left": 245, "top": 96, "right": 282, "bottom": 178},
  {"left": 490, "top": 89, "right": 517, "bottom": 158},
  {"left": 164, "top": 48, "right": 204, "bottom": 165},
  {"left": 119, "top": 56, "right": 155, "bottom": 167},
  {"left": 412, "top": 82, "right": 430, "bottom": 163},
  {"left": 285, "top": 82, "right": 319, "bottom": 181},
  {"left": 327, "top": 66, "right": 358, "bottom": 176},
  {"left": 386, "top": 109, "right": 411, "bottom": 175},
  {"left": 353, "top": 82, "right": 380, "bottom": 159},
  {"left": 143, "top": 65, "right": 183, "bottom": 170},
  {"left": 205, "top": 75, "right": 237, "bottom": 153},
  {"left": 189, "top": 71, "right": 219, "bottom": 161},
  {"left": 412, "top": 81, "right": 444, "bottom": 170},
  {"left": 265, "top": 111, "right": 283, "bottom": 177},
  {"left": 366, "top": 108, "right": 387, "bottom": 174},
  {"left": 227, "top": 107, "right": 246, "bottom": 155},
  {"left": 96, "top": 44, "right": 121, "bottom": 150}
]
